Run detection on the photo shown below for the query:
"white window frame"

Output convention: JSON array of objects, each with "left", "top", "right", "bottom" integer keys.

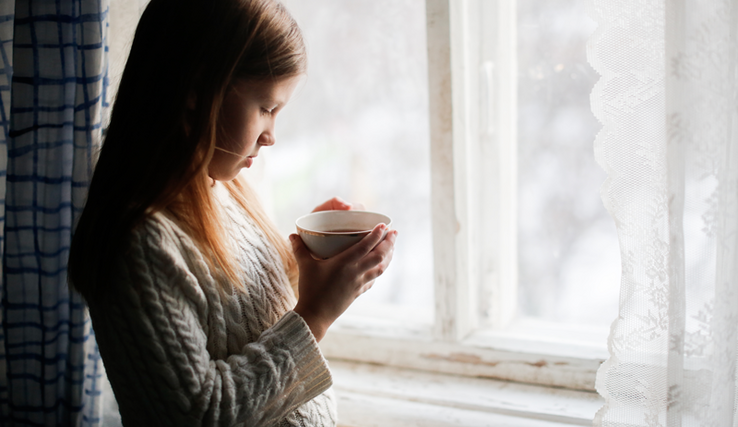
[
  {"left": 111, "top": 6, "right": 609, "bottom": 387},
  {"left": 321, "top": 0, "right": 608, "bottom": 394},
  {"left": 106, "top": 0, "right": 606, "bottom": 424}
]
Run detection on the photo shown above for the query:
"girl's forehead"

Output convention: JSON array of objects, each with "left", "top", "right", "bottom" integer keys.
[{"left": 233, "top": 76, "right": 302, "bottom": 103}]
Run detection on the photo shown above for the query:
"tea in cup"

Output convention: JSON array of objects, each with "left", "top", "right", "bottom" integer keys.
[{"left": 295, "top": 210, "right": 392, "bottom": 259}]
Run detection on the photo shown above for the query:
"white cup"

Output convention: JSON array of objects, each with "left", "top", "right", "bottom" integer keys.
[{"left": 295, "top": 210, "right": 392, "bottom": 259}]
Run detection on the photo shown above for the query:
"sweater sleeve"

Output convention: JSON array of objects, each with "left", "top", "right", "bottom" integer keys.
[{"left": 90, "top": 217, "right": 332, "bottom": 427}]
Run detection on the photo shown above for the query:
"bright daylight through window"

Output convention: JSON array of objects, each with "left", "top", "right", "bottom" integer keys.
[
  {"left": 515, "top": 0, "right": 618, "bottom": 338},
  {"left": 254, "top": 0, "right": 619, "bottom": 383},
  {"left": 101, "top": 0, "right": 619, "bottom": 423},
  {"left": 258, "top": 0, "right": 434, "bottom": 325}
]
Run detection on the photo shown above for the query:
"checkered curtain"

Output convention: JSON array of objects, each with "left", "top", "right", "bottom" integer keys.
[{"left": 0, "top": 1, "right": 109, "bottom": 426}]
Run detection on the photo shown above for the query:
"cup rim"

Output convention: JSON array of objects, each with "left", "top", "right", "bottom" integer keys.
[{"left": 295, "top": 210, "right": 392, "bottom": 235}]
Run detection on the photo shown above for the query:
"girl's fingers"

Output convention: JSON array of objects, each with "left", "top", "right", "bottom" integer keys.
[
  {"left": 357, "top": 253, "right": 383, "bottom": 272},
  {"left": 312, "top": 197, "right": 352, "bottom": 212},
  {"left": 378, "top": 229, "right": 397, "bottom": 249},
  {"left": 364, "top": 259, "right": 393, "bottom": 283},
  {"left": 341, "top": 224, "right": 389, "bottom": 262},
  {"left": 359, "top": 280, "right": 375, "bottom": 296},
  {"left": 289, "top": 234, "right": 313, "bottom": 265},
  {"left": 362, "top": 229, "right": 396, "bottom": 257},
  {"left": 357, "top": 231, "right": 397, "bottom": 276},
  {"left": 356, "top": 232, "right": 396, "bottom": 271}
]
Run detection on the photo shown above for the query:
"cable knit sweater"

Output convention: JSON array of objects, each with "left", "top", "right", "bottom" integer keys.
[{"left": 86, "top": 182, "right": 336, "bottom": 426}]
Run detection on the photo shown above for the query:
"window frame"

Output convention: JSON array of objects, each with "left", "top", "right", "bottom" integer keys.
[
  {"left": 103, "top": 0, "right": 606, "bottom": 423},
  {"left": 320, "top": 0, "right": 608, "bottom": 393}
]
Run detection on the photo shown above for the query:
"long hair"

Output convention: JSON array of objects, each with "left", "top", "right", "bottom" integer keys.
[{"left": 68, "top": 0, "right": 304, "bottom": 299}]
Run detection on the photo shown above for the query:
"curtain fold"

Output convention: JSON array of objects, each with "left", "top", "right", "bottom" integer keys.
[
  {"left": 0, "top": 0, "right": 14, "bottom": 421},
  {"left": 0, "top": 0, "right": 109, "bottom": 426},
  {"left": 589, "top": 0, "right": 738, "bottom": 425}
]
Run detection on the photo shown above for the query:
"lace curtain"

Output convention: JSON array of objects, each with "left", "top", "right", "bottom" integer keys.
[{"left": 589, "top": 0, "right": 738, "bottom": 425}]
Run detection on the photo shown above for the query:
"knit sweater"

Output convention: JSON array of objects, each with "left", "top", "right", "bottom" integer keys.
[{"left": 86, "top": 182, "right": 336, "bottom": 426}]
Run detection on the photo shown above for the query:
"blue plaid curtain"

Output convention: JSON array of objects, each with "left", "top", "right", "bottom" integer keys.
[{"left": 0, "top": 0, "right": 109, "bottom": 426}]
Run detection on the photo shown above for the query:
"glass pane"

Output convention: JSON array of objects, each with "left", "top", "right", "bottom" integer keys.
[
  {"left": 257, "top": 0, "right": 433, "bottom": 324},
  {"left": 517, "top": 0, "right": 619, "bottom": 327}
]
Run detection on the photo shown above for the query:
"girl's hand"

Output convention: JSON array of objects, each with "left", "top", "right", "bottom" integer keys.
[
  {"left": 290, "top": 224, "right": 398, "bottom": 341},
  {"left": 311, "top": 196, "right": 366, "bottom": 212}
]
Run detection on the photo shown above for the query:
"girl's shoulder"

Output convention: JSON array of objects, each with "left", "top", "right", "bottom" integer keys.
[
  {"left": 113, "top": 210, "right": 214, "bottom": 310},
  {"left": 124, "top": 210, "right": 211, "bottom": 281},
  {"left": 131, "top": 210, "right": 196, "bottom": 254}
]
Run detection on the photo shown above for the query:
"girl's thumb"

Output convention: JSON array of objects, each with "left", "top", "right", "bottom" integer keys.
[{"left": 290, "top": 234, "right": 311, "bottom": 262}]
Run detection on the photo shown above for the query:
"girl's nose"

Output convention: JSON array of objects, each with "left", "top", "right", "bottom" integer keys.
[{"left": 258, "top": 132, "right": 275, "bottom": 146}]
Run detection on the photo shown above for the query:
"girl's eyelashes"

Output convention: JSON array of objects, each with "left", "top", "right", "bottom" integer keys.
[{"left": 260, "top": 106, "right": 277, "bottom": 116}]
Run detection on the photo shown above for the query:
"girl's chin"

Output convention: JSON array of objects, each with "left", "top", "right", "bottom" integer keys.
[{"left": 208, "top": 169, "right": 240, "bottom": 183}]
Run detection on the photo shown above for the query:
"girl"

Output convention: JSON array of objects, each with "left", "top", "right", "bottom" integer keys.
[{"left": 67, "top": 0, "right": 397, "bottom": 425}]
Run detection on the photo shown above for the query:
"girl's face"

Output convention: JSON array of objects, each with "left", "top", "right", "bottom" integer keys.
[{"left": 209, "top": 76, "right": 301, "bottom": 181}]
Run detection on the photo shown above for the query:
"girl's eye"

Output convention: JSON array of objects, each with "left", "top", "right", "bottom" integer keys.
[{"left": 260, "top": 108, "right": 274, "bottom": 116}]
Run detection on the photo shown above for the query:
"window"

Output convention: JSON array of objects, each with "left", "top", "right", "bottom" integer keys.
[
  {"left": 254, "top": 0, "right": 617, "bottom": 399},
  {"left": 108, "top": 0, "right": 613, "bottom": 423},
  {"left": 516, "top": 0, "right": 618, "bottom": 331},
  {"left": 256, "top": 0, "right": 435, "bottom": 327}
]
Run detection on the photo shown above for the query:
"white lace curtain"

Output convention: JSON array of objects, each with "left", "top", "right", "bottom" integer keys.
[{"left": 589, "top": 0, "right": 738, "bottom": 425}]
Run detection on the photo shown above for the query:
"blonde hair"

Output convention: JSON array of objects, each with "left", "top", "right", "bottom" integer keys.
[
  {"left": 167, "top": 174, "right": 298, "bottom": 296},
  {"left": 69, "top": 0, "right": 303, "bottom": 298}
]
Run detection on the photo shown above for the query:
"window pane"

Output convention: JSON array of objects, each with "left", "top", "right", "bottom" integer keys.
[
  {"left": 259, "top": 0, "right": 433, "bottom": 324},
  {"left": 517, "top": 0, "right": 619, "bottom": 327}
]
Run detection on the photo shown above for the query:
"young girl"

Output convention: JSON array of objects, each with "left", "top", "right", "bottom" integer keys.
[{"left": 67, "top": 0, "right": 397, "bottom": 425}]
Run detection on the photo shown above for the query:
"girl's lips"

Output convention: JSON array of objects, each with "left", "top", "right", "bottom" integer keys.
[{"left": 245, "top": 154, "right": 258, "bottom": 167}]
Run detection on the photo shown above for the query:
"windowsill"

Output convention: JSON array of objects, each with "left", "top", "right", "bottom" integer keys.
[
  {"left": 322, "top": 315, "right": 607, "bottom": 392},
  {"left": 328, "top": 358, "right": 603, "bottom": 427},
  {"left": 331, "top": 310, "right": 611, "bottom": 359}
]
